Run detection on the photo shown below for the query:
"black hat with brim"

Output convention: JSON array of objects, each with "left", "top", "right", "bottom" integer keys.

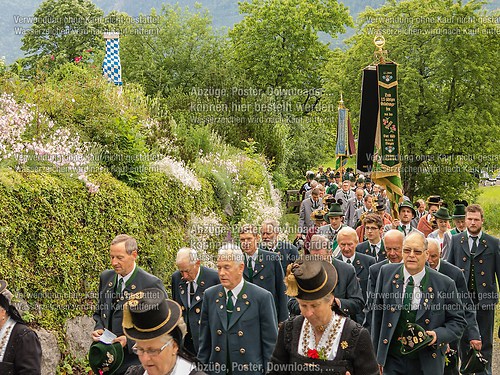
[
  {"left": 88, "top": 342, "right": 124, "bottom": 375},
  {"left": 460, "top": 347, "right": 488, "bottom": 374},
  {"left": 452, "top": 200, "right": 468, "bottom": 218},
  {"left": 400, "top": 323, "right": 433, "bottom": 355},
  {"left": 285, "top": 255, "right": 338, "bottom": 300},
  {"left": 426, "top": 195, "right": 442, "bottom": 206},
  {"left": 123, "top": 288, "right": 182, "bottom": 341}
]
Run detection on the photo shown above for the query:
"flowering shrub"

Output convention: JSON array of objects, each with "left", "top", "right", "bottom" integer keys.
[
  {"left": 0, "top": 93, "right": 98, "bottom": 192},
  {"left": 152, "top": 156, "right": 201, "bottom": 191}
]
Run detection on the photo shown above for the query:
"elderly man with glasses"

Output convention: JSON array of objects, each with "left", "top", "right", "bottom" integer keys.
[{"left": 370, "top": 231, "right": 466, "bottom": 375}]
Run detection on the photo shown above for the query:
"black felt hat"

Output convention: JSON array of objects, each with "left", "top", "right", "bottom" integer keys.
[
  {"left": 375, "top": 199, "right": 387, "bottom": 212},
  {"left": 284, "top": 255, "right": 338, "bottom": 300},
  {"left": 123, "top": 288, "right": 182, "bottom": 341},
  {"left": 426, "top": 195, "right": 442, "bottom": 206},
  {"left": 400, "top": 323, "right": 433, "bottom": 355},
  {"left": 310, "top": 209, "right": 327, "bottom": 222},
  {"left": 452, "top": 200, "right": 468, "bottom": 219},
  {"left": 460, "top": 346, "right": 488, "bottom": 374}
]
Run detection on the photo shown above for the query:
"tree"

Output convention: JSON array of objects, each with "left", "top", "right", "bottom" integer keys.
[
  {"left": 323, "top": 0, "right": 499, "bottom": 203},
  {"left": 230, "top": 0, "right": 353, "bottom": 90},
  {"left": 20, "top": 0, "right": 108, "bottom": 71}
]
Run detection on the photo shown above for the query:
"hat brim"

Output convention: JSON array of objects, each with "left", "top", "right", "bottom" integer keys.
[
  {"left": 89, "top": 342, "right": 124, "bottom": 374},
  {"left": 124, "top": 299, "right": 182, "bottom": 341},
  {"left": 324, "top": 213, "right": 344, "bottom": 221},
  {"left": 399, "top": 205, "right": 416, "bottom": 217},
  {"left": 452, "top": 215, "right": 465, "bottom": 219},
  {"left": 296, "top": 261, "right": 338, "bottom": 301},
  {"left": 433, "top": 213, "right": 452, "bottom": 220}
]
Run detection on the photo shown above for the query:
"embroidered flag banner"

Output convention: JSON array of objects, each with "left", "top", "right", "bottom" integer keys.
[{"left": 371, "top": 62, "right": 403, "bottom": 218}]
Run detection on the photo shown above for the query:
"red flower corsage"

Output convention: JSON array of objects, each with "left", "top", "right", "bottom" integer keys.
[{"left": 307, "top": 348, "right": 320, "bottom": 359}]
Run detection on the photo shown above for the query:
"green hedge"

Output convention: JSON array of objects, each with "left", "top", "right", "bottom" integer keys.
[{"left": 0, "top": 169, "right": 220, "bottom": 331}]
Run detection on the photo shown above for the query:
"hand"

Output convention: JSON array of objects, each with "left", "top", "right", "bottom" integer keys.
[
  {"left": 295, "top": 233, "right": 302, "bottom": 239},
  {"left": 379, "top": 364, "right": 383, "bottom": 375},
  {"left": 392, "top": 219, "right": 401, "bottom": 229},
  {"left": 91, "top": 329, "right": 103, "bottom": 342},
  {"left": 113, "top": 335, "right": 127, "bottom": 348},
  {"left": 470, "top": 339, "right": 482, "bottom": 351},
  {"left": 426, "top": 330, "right": 437, "bottom": 346},
  {"left": 445, "top": 343, "right": 451, "bottom": 353}
]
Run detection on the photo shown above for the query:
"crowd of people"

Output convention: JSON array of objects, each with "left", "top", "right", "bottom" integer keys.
[{"left": 0, "top": 168, "right": 499, "bottom": 375}]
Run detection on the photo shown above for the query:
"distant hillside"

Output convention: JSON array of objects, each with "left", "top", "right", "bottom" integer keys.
[{"left": 1, "top": 0, "right": 498, "bottom": 63}]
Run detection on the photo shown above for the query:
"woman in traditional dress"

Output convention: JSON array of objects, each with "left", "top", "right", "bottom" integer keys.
[
  {"left": 123, "top": 288, "right": 206, "bottom": 375},
  {"left": 0, "top": 280, "right": 41, "bottom": 375},
  {"left": 268, "top": 257, "right": 379, "bottom": 375}
]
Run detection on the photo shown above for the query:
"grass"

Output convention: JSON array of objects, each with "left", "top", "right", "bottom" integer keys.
[{"left": 477, "top": 185, "right": 500, "bottom": 237}]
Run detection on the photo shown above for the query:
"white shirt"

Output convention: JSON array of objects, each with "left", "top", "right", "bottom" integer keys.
[
  {"left": 342, "top": 255, "right": 355, "bottom": 264},
  {"left": 0, "top": 317, "right": 16, "bottom": 361},
  {"left": 403, "top": 267, "right": 426, "bottom": 310},
  {"left": 245, "top": 250, "right": 259, "bottom": 270},
  {"left": 466, "top": 230, "right": 483, "bottom": 251},
  {"left": 224, "top": 277, "right": 244, "bottom": 306},
  {"left": 144, "top": 356, "right": 195, "bottom": 375},
  {"left": 187, "top": 267, "right": 201, "bottom": 308},
  {"left": 117, "top": 263, "right": 136, "bottom": 293}
]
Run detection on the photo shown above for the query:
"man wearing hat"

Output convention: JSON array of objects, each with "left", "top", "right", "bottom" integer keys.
[
  {"left": 385, "top": 201, "right": 419, "bottom": 237},
  {"left": 239, "top": 224, "right": 288, "bottom": 323},
  {"left": 370, "top": 231, "right": 467, "bottom": 374},
  {"left": 417, "top": 196, "right": 441, "bottom": 237},
  {"left": 92, "top": 234, "right": 168, "bottom": 374},
  {"left": 198, "top": 244, "right": 278, "bottom": 374},
  {"left": 288, "top": 234, "right": 364, "bottom": 322},
  {"left": 426, "top": 239, "right": 481, "bottom": 375},
  {"left": 298, "top": 171, "right": 315, "bottom": 201},
  {"left": 171, "top": 248, "right": 220, "bottom": 356},
  {"left": 318, "top": 200, "right": 347, "bottom": 256},
  {"left": 352, "top": 194, "right": 374, "bottom": 229},
  {"left": 446, "top": 204, "right": 500, "bottom": 375},
  {"left": 356, "top": 213, "right": 387, "bottom": 263},
  {"left": 345, "top": 188, "right": 366, "bottom": 228}
]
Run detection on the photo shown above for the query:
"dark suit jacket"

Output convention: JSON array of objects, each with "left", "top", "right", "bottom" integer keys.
[
  {"left": 198, "top": 282, "right": 278, "bottom": 375},
  {"left": 244, "top": 249, "right": 288, "bottom": 322},
  {"left": 336, "top": 252, "right": 375, "bottom": 301},
  {"left": 171, "top": 266, "right": 220, "bottom": 354},
  {"left": 446, "top": 231, "right": 500, "bottom": 307},
  {"left": 93, "top": 265, "right": 167, "bottom": 370},
  {"left": 370, "top": 264, "right": 467, "bottom": 373},
  {"left": 356, "top": 240, "right": 386, "bottom": 263},
  {"left": 438, "top": 260, "right": 480, "bottom": 341},
  {"left": 364, "top": 259, "right": 390, "bottom": 331},
  {"left": 287, "top": 257, "right": 364, "bottom": 323},
  {"left": 259, "top": 241, "right": 299, "bottom": 274},
  {"left": 0, "top": 323, "right": 41, "bottom": 375}
]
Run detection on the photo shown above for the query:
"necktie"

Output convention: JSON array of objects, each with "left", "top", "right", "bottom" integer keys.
[
  {"left": 247, "top": 257, "right": 253, "bottom": 282},
  {"left": 116, "top": 277, "right": 123, "bottom": 295},
  {"left": 188, "top": 281, "right": 195, "bottom": 306},
  {"left": 312, "top": 198, "right": 318, "bottom": 209},
  {"left": 346, "top": 259, "right": 351, "bottom": 264},
  {"left": 402, "top": 226, "right": 407, "bottom": 236},
  {"left": 371, "top": 244, "right": 377, "bottom": 258},
  {"left": 403, "top": 276, "right": 414, "bottom": 311},
  {"left": 226, "top": 290, "right": 234, "bottom": 322},
  {"left": 470, "top": 236, "right": 478, "bottom": 255}
]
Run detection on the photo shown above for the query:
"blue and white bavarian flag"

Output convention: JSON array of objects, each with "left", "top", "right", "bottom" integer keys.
[{"left": 102, "top": 32, "right": 122, "bottom": 86}]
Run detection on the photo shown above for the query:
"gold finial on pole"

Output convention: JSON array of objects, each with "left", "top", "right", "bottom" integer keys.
[
  {"left": 338, "top": 92, "right": 345, "bottom": 109},
  {"left": 373, "top": 32, "right": 389, "bottom": 64}
]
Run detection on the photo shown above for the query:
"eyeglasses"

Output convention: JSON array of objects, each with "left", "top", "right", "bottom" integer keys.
[
  {"left": 132, "top": 339, "right": 173, "bottom": 357},
  {"left": 402, "top": 248, "right": 424, "bottom": 256}
]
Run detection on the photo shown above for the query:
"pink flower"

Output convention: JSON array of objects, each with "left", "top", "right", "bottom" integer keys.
[
  {"left": 50, "top": 55, "right": 55, "bottom": 61},
  {"left": 74, "top": 56, "right": 82, "bottom": 63}
]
